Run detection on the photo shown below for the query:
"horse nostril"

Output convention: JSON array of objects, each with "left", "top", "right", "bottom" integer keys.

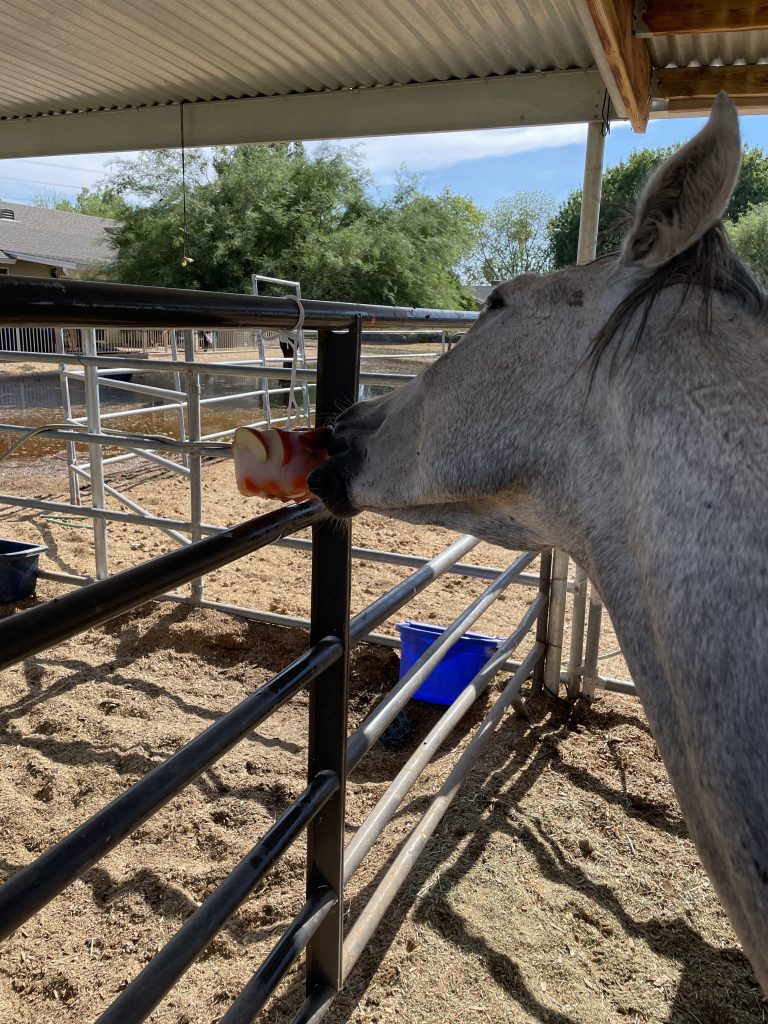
[
  {"left": 326, "top": 432, "right": 351, "bottom": 457},
  {"left": 307, "top": 460, "right": 358, "bottom": 517}
]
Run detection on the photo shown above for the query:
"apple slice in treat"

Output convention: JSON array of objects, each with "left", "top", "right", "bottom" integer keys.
[{"left": 233, "top": 426, "right": 332, "bottom": 501}]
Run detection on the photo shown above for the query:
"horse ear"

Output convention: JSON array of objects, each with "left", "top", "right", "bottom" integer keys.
[{"left": 622, "top": 92, "right": 742, "bottom": 269}]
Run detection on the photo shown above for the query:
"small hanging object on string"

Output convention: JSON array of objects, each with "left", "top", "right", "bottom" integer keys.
[{"left": 232, "top": 296, "right": 331, "bottom": 502}]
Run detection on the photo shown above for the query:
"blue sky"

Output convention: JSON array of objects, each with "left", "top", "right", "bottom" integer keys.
[{"left": 2, "top": 114, "right": 768, "bottom": 211}]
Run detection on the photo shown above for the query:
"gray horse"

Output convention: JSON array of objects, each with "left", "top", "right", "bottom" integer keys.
[{"left": 309, "top": 93, "right": 768, "bottom": 991}]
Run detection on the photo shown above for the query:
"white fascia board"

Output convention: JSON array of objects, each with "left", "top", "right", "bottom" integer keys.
[
  {"left": 4, "top": 251, "right": 78, "bottom": 269},
  {"left": 0, "top": 70, "right": 609, "bottom": 158}
]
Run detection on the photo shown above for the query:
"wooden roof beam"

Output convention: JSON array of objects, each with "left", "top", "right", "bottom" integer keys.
[
  {"left": 576, "top": 0, "right": 652, "bottom": 131},
  {"left": 657, "top": 65, "right": 768, "bottom": 114},
  {"left": 637, "top": 1, "right": 768, "bottom": 36}
]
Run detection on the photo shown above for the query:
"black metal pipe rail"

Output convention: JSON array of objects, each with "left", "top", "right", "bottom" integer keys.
[
  {"left": 0, "top": 279, "right": 553, "bottom": 1022},
  {"left": 304, "top": 320, "right": 360, "bottom": 995},
  {"left": 0, "top": 501, "right": 322, "bottom": 671},
  {"left": 219, "top": 887, "right": 337, "bottom": 1024},
  {"left": 0, "top": 534, "right": 548, "bottom": 1022},
  {"left": 0, "top": 637, "right": 341, "bottom": 940},
  {"left": 290, "top": 642, "right": 546, "bottom": 1024},
  {"left": 0, "top": 301, "right": 361, "bottom": 1023},
  {"left": 95, "top": 771, "right": 339, "bottom": 1024},
  {"left": 0, "top": 275, "right": 477, "bottom": 331}
]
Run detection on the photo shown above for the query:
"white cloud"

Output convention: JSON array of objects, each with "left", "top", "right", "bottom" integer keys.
[
  {"left": 315, "top": 123, "right": 629, "bottom": 179},
  {"left": 2, "top": 123, "right": 632, "bottom": 203}
]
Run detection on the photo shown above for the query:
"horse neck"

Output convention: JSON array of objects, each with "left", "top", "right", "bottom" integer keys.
[
  {"left": 567, "top": 326, "right": 768, "bottom": 987},
  {"left": 579, "top": 315, "right": 768, "bottom": 691}
]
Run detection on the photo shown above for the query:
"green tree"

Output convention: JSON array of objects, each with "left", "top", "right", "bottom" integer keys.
[
  {"left": 31, "top": 188, "right": 72, "bottom": 209},
  {"left": 467, "top": 191, "right": 556, "bottom": 283},
  {"left": 359, "top": 172, "right": 484, "bottom": 307},
  {"left": 727, "top": 146, "right": 768, "bottom": 222},
  {"left": 727, "top": 203, "right": 768, "bottom": 284},
  {"left": 105, "top": 145, "right": 482, "bottom": 307},
  {"left": 68, "top": 185, "right": 130, "bottom": 219},
  {"left": 548, "top": 148, "right": 674, "bottom": 268},
  {"left": 33, "top": 184, "right": 129, "bottom": 219},
  {"left": 548, "top": 144, "right": 768, "bottom": 268}
]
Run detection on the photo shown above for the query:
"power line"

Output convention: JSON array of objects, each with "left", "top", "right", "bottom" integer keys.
[
  {"left": 0, "top": 175, "right": 82, "bottom": 190},
  {"left": 9, "top": 158, "right": 110, "bottom": 176}
]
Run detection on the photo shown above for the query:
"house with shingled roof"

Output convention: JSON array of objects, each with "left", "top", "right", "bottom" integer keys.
[{"left": 0, "top": 202, "right": 115, "bottom": 278}]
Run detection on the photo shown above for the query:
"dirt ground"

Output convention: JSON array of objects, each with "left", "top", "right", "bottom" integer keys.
[{"left": 0, "top": 364, "right": 764, "bottom": 1024}]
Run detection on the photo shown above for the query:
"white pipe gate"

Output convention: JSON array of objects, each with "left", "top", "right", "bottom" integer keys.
[
  {"left": 0, "top": 331, "right": 461, "bottom": 617},
  {"left": 0, "top": 277, "right": 631, "bottom": 1022}
]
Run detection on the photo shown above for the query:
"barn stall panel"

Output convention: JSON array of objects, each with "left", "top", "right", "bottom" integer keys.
[{"left": 0, "top": 277, "right": 551, "bottom": 1022}]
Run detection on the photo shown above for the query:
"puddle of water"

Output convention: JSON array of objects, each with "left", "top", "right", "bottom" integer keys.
[
  {"left": 0, "top": 369, "right": 317, "bottom": 463},
  {"left": 359, "top": 384, "right": 392, "bottom": 401},
  {"left": 0, "top": 361, "right": 401, "bottom": 465}
]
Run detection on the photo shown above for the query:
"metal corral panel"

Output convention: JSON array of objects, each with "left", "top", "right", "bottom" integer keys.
[{"left": 0, "top": 0, "right": 596, "bottom": 120}]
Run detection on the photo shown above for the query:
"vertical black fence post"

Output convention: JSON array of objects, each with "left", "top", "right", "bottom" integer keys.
[
  {"left": 530, "top": 549, "right": 552, "bottom": 696},
  {"left": 305, "top": 316, "right": 361, "bottom": 996}
]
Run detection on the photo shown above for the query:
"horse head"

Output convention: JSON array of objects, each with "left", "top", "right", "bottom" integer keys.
[
  {"left": 309, "top": 93, "right": 768, "bottom": 994},
  {"left": 309, "top": 93, "right": 751, "bottom": 559}
]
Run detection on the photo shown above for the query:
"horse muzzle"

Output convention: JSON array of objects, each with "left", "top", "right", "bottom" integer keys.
[{"left": 307, "top": 455, "right": 360, "bottom": 517}]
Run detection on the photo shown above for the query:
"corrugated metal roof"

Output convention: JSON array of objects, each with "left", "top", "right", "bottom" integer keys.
[
  {"left": 1, "top": 0, "right": 767, "bottom": 157},
  {"left": 0, "top": 0, "right": 594, "bottom": 120},
  {"left": 649, "top": 31, "right": 768, "bottom": 70}
]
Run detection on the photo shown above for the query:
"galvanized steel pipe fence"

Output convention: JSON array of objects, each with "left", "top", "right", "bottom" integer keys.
[
  {"left": 0, "top": 277, "right": 630, "bottom": 1022},
  {"left": 0, "top": 275, "right": 468, "bottom": 604}
]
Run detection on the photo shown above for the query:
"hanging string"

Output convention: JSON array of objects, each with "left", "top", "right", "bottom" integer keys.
[{"left": 180, "top": 102, "right": 193, "bottom": 268}]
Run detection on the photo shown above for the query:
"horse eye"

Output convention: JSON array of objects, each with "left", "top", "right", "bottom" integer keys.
[{"left": 484, "top": 290, "right": 505, "bottom": 311}]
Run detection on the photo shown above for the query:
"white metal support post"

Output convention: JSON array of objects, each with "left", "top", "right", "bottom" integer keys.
[
  {"left": 566, "top": 118, "right": 607, "bottom": 698},
  {"left": 582, "top": 586, "right": 604, "bottom": 699},
  {"left": 55, "top": 328, "right": 81, "bottom": 507},
  {"left": 566, "top": 566, "right": 589, "bottom": 698},
  {"left": 170, "top": 330, "right": 189, "bottom": 468},
  {"left": 546, "top": 117, "right": 606, "bottom": 698},
  {"left": 543, "top": 550, "right": 569, "bottom": 696},
  {"left": 82, "top": 327, "right": 109, "bottom": 579},
  {"left": 184, "top": 329, "right": 204, "bottom": 604},
  {"left": 256, "top": 331, "right": 272, "bottom": 426}
]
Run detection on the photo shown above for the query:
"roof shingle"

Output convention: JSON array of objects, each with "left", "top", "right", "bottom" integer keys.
[{"left": 0, "top": 202, "right": 115, "bottom": 268}]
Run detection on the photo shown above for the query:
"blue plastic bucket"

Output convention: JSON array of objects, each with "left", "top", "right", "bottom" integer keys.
[
  {"left": 0, "top": 540, "right": 48, "bottom": 602},
  {"left": 397, "top": 620, "right": 502, "bottom": 705}
]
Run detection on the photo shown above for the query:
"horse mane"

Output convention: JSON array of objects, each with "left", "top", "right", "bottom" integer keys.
[{"left": 588, "top": 223, "right": 768, "bottom": 376}]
